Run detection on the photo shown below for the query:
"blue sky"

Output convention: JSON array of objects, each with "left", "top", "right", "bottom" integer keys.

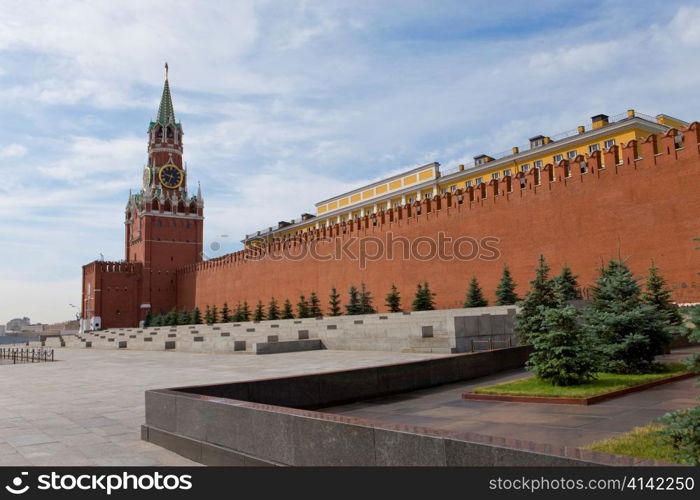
[{"left": 1, "top": 0, "right": 699, "bottom": 323}]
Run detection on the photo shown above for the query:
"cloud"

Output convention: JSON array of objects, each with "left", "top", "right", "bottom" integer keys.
[{"left": 0, "top": 143, "right": 27, "bottom": 158}]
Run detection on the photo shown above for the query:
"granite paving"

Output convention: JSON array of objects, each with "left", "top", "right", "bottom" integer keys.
[{"left": 0, "top": 348, "right": 442, "bottom": 466}]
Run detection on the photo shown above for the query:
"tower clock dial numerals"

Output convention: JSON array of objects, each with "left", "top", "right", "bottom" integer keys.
[{"left": 158, "top": 163, "right": 184, "bottom": 189}]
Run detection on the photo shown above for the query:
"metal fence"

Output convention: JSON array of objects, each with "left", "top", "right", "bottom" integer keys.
[{"left": 0, "top": 347, "right": 54, "bottom": 364}]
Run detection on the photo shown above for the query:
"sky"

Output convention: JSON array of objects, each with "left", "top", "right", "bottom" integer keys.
[{"left": 1, "top": 0, "right": 699, "bottom": 324}]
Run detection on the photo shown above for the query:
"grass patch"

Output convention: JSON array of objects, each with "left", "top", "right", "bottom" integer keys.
[
  {"left": 586, "top": 424, "right": 679, "bottom": 463},
  {"left": 473, "top": 363, "right": 688, "bottom": 398}
]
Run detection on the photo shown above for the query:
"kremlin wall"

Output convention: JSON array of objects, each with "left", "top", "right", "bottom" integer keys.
[{"left": 177, "top": 127, "right": 700, "bottom": 316}]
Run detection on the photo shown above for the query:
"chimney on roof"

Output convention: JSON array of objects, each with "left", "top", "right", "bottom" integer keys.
[
  {"left": 591, "top": 114, "right": 609, "bottom": 130},
  {"left": 577, "top": 125, "right": 585, "bottom": 134},
  {"left": 512, "top": 146, "right": 519, "bottom": 154}
]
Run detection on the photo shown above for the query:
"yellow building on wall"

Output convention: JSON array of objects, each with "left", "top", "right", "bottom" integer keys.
[{"left": 243, "top": 110, "right": 688, "bottom": 246}]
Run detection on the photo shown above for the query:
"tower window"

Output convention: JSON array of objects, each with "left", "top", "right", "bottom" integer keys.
[
  {"left": 476, "top": 177, "right": 483, "bottom": 185},
  {"left": 589, "top": 144, "right": 601, "bottom": 153},
  {"left": 521, "top": 164, "right": 530, "bottom": 172},
  {"left": 491, "top": 172, "right": 499, "bottom": 180},
  {"left": 604, "top": 139, "right": 616, "bottom": 149},
  {"left": 533, "top": 160, "right": 543, "bottom": 169},
  {"left": 503, "top": 169, "right": 511, "bottom": 177},
  {"left": 553, "top": 154, "right": 563, "bottom": 163},
  {"left": 567, "top": 150, "right": 577, "bottom": 159}
]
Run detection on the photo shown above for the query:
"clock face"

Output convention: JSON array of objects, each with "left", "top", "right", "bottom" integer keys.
[
  {"left": 158, "top": 164, "right": 184, "bottom": 189},
  {"left": 143, "top": 167, "right": 151, "bottom": 187}
]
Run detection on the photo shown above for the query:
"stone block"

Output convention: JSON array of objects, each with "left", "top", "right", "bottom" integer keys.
[
  {"left": 478, "top": 314, "right": 493, "bottom": 335},
  {"left": 144, "top": 337, "right": 153, "bottom": 342},
  {"left": 165, "top": 341, "right": 176, "bottom": 350},
  {"left": 327, "top": 325, "right": 337, "bottom": 330},
  {"left": 118, "top": 341, "right": 127, "bottom": 349},
  {"left": 246, "top": 328, "right": 255, "bottom": 332},
  {"left": 354, "top": 320, "right": 363, "bottom": 325},
  {"left": 298, "top": 330, "right": 309, "bottom": 340},
  {"left": 234, "top": 341, "right": 246, "bottom": 351},
  {"left": 167, "top": 333, "right": 176, "bottom": 338},
  {"left": 267, "top": 335, "right": 278, "bottom": 343},
  {"left": 270, "top": 324, "right": 279, "bottom": 329},
  {"left": 421, "top": 325, "right": 434, "bottom": 338},
  {"left": 374, "top": 429, "right": 446, "bottom": 466},
  {"left": 145, "top": 391, "right": 177, "bottom": 432},
  {"left": 194, "top": 337, "right": 204, "bottom": 342},
  {"left": 291, "top": 417, "right": 375, "bottom": 466},
  {"left": 220, "top": 332, "right": 230, "bottom": 337}
]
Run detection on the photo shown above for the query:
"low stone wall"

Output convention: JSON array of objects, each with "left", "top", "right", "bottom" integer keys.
[
  {"left": 143, "top": 346, "right": 658, "bottom": 466},
  {"left": 73, "top": 305, "right": 518, "bottom": 355}
]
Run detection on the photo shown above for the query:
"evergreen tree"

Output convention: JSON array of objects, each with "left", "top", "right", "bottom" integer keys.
[
  {"left": 495, "top": 265, "right": 519, "bottom": 305},
  {"left": 515, "top": 255, "right": 558, "bottom": 343},
  {"left": 281, "top": 299, "right": 295, "bottom": 319},
  {"left": 297, "top": 295, "right": 311, "bottom": 318},
  {"left": 204, "top": 305, "right": 214, "bottom": 325},
  {"left": 328, "top": 287, "right": 342, "bottom": 316},
  {"left": 345, "top": 285, "right": 361, "bottom": 315},
  {"left": 267, "top": 297, "right": 280, "bottom": 320},
  {"left": 177, "top": 309, "right": 192, "bottom": 325},
  {"left": 232, "top": 303, "right": 243, "bottom": 322},
  {"left": 165, "top": 308, "right": 179, "bottom": 326},
  {"left": 151, "top": 314, "right": 162, "bottom": 327},
  {"left": 143, "top": 311, "right": 153, "bottom": 328},
  {"left": 642, "top": 261, "right": 683, "bottom": 327},
  {"left": 253, "top": 301, "right": 265, "bottom": 322},
  {"left": 412, "top": 282, "right": 436, "bottom": 311},
  {"left": 221, "top": 303, "right": 232, "bottom": 323},
  {"left": 585, "top": 259, "right": 673, "bottom": 374},
  {"left": 191, "top": 307, "right": 202, "bottom": 325},
  {"left": 211, "top": 305, "right": 219, "bottom": 324},
  {"left": 526, "top": 305, "right": 599, "bottom": 386},
  {"left": 359, "top": 283, "right": 376, "bottom": 314},
  {"left": 464, "top": 276, "right": 488, "bottom": 307},
  {"left": 309, "top": 292, "right": 322, "bottom": 317},
  {"left": 385, "top": 284, "right": 402, "bottom": 312},
  {"left": 552, "top": 265, "right": 582, "bottom": 301},
  {"left": 240, "top": 301, "right": 251, "bottom": 322}
]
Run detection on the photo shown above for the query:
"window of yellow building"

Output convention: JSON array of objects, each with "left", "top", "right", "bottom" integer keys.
[{"left": 567, "top": 150, "right": 577, "bottom": 159}]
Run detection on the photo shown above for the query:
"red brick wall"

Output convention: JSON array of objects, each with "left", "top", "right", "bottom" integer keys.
[{"left": 177, "top": 126, "right": 700, "bottom": 314}]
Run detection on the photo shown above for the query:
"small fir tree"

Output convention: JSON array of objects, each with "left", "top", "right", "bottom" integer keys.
[
  {"left": 221, "top": 303, "right": 232, "bottom": 323},
  {"left": 495, "top": 265, "right": 519, "bottom": 305},
  {"left": 204, "top": 305, "right": 214, "bottom": 325},
  {"left": 143, "top": 311, "right": 153, "bottom": 327},
  {"left": 515, "top": 255, "right": 558, "bottom": 343},
  {"left": 642, "top": 261, "right": 683, "bottom": 327},
  {"left": 412, "top": 282, "right": 436, "bottom": 311},
  {"left": 464, "top": 276, "right": 488, "bottom": 307},
  {"left": 328, "top": 287, "right": 342, "bottom": 316},
  {"left": 211, "top": 305, "right": 219, "bottom": 324},
  {"left": 267, "top": 298, "right": 280, "bottom": 320},
  {"left": 166, "top": 308, "right": 179, "bottom": 326},
  {"left": 526, "top": 305, "right": 599, "bottom": 386},
  {"left": 253, "top": 301, "right": 265, "bottom": 322},
  {"left": 585, "top": 259, "right": 673, "bottom": 374},
  {"left": 346, "top": 285, "right": 361, "bottom": 315},
  {"left": 309, "top": 292, "right": 322, "bottom": 317},
  {"left": 150, "top": 314, "right": 162, "bottom": 327},
  {"left": 240, "top": 301, "right": 251, "bottom": 322},
  {"left": 552, "top": 265, "right": 582, "bottom": 301},
  {"left": 281, "top": 299, "right": 295, "bottom": 319},
  {"left": 385, "top": 284, "right": 402, "bottom": 312},
  {"left": 297, "top": 295, "right": 311, "bottom": 318},
  {"left": 232, "top": 303, "right": 243, "bottom": 322},
  {"left": 359, "top": 283, "right": 376, "bottom": 314},
  {"left": 177, "top": 309, "right": 192, "bottom": 325},
  {"left": 191, "top": 307, "right": 202, "bottom": 325}
]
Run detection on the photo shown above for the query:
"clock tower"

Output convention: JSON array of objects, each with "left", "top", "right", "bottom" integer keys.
[{"left": 123, "top": 63, "right": 204, "bottom": 322}]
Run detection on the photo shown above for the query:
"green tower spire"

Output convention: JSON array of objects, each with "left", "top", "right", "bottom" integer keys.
[{"left": 156, "top": 62, "right": 176, "bottom": 126}]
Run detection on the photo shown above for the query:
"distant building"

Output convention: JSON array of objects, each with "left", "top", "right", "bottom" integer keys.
[
  {"left": 5, "top": 317, "right": 31, "bottom": 333},
  {"left": 0, "top": 325, "right": 5, "bottom": 336}
]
